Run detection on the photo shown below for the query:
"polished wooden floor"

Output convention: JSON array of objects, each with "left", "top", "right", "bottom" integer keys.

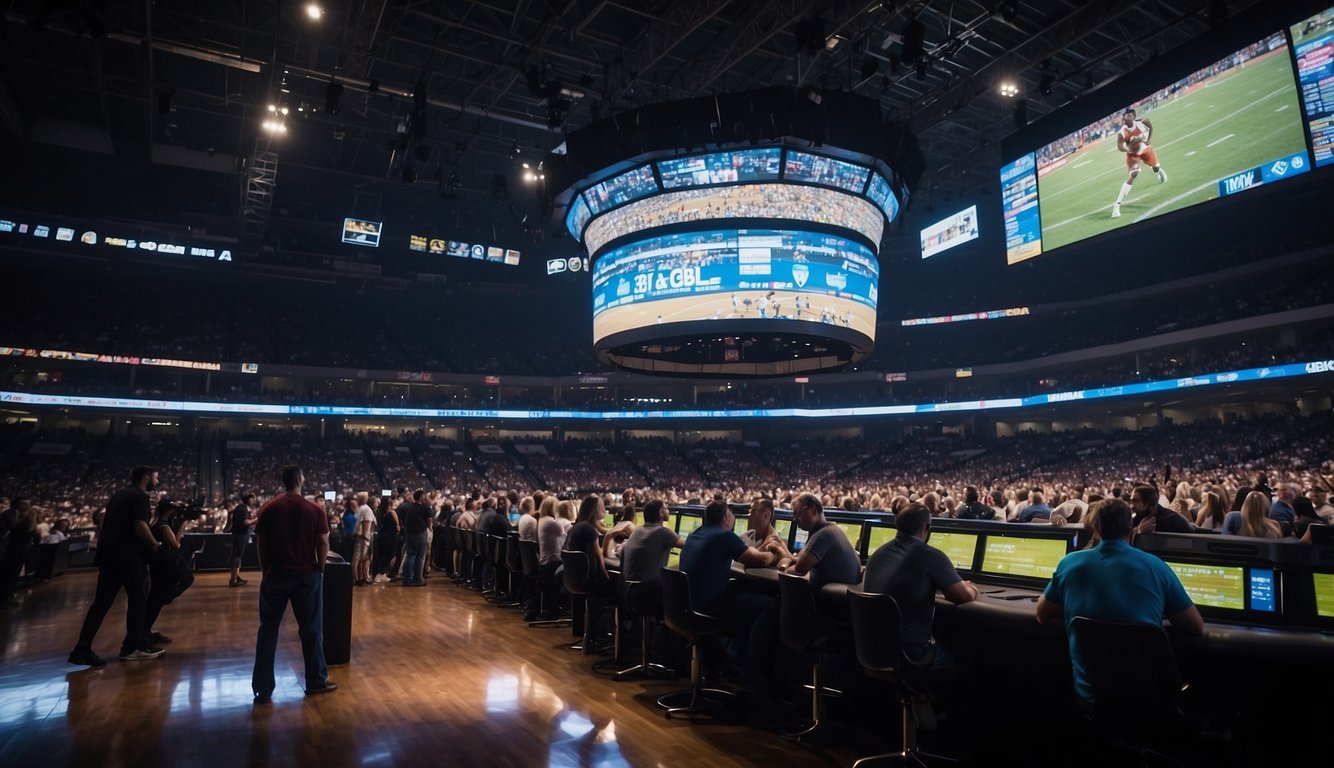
[{"left": 0, "top": 570, "right": 869, "bottom": 768}]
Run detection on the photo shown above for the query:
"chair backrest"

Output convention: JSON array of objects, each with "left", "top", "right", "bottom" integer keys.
[
  {"left": 505, "top": 533, "right": 522, "bottom": 572},
  {"left": 518, "top": 538, "right": 540, "bottom": 577},
  {"left": 778, "top": 572, "right": 822, "bottom": 652},
  {"left": 490, "top": 534, "right": 506, "bottom": 565},
  {"left": 1070, "top": 616, "right": 1185, "bottom": 721},
  {"left": 561, "top": 549, "right": 590, "bottom": 595},
  {"left": 660, "top": 568, "right": 702, "bottom": 641},
  {"left": 846, "top": 589, "right": 906, "bottom": 677}
]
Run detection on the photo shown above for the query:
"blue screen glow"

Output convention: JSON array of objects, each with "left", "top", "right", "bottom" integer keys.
[{"left": 657, "top": 148, "right": 783, "bottom": 189}]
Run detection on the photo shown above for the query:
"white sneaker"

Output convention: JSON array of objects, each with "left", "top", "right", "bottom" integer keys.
[
  {"left": 1158, "top": 170, "right": 1168, "bottom": 183},
  {"left": 120, "top": 647, "right": 166, "bottom": 661},
  {"left": 1111, "top": 204, "right": 1121, "bottom": 218}
]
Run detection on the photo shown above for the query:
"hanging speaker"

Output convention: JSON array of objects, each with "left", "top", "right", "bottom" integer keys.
[{"left": 324, "top": 81, "right": 344, "bottom": 115}]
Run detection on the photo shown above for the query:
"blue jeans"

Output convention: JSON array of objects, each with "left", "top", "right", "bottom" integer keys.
[
  {"left": 252, "top": 570, "right": 327, "bottom": 695},
  {"left": 402, "top": 532, "right": 427, "bottom": 585}
]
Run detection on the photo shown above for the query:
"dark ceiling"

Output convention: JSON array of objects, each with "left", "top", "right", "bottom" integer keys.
[{"left": 0, "top": 0, "right": 1263, "bottom": 229}]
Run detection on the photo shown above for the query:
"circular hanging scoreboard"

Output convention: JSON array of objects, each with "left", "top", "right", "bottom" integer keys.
[{"left": 549, "top": 88, "right": 921, "bottom": 376}]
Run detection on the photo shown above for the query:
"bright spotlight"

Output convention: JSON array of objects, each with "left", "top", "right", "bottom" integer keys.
[{"left": 306, "top": 4, "right": 323, "bottom": 21}]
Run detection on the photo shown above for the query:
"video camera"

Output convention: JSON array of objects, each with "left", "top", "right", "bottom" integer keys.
[{"left": 156, "top": 496, "right": 208, "bottom": 529}]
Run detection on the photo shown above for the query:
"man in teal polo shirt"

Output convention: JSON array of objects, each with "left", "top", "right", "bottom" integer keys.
[{"left": 1035, "top": 498, "right": 1203, "bottom": 702}]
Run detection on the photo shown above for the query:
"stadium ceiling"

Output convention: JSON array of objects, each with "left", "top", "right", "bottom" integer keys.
[{"left": 0, "top": 0, "right": 1264, "bottom": 208}]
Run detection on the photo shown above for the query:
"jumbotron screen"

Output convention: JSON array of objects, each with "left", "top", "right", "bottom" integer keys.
[
  {"left": 1002, "top": 31, "right": 1313, "bottom": 264},
  {"left": 581, "top": 183, "right": 884, "bottom": 257},
  {"left": 565, "top": 194, "right": 592, "bottom": 240},
  {"left": 584, "top": 165, "right": 659, "bottom": 215},
  {"left": 658, "top": 148, "right": 782, "bottom": 188},
  {"left": 783, "top": 150, "right": 869, "bottom": 192},
  {"left": 1292, "top": 7, "right": 1334, "bottom": 168},
  {"left": 591, "top": 228, "right": 878, "bottom": 346},
  {"left": 920, "top": 205, "right": 980, "bottom": 259}
]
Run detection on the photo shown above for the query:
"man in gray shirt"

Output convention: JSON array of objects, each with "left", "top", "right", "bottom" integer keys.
[
  {"left": 619, "top": 499, "right": 685, "bottom": 590},
  {"left": 776, "top": 492, "right": 862, "bottom": 588}
]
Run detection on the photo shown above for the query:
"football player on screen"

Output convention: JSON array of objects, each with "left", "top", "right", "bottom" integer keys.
[{"left": 1111, "top": 108, "right": 1168, "bottom": 219}]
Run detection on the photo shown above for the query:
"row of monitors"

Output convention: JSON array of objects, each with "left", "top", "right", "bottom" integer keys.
[
  {"left": 652, "top": 508, "right": 1334, "bottom": 630},
  {"left": 565, "top": 147, "right": 900, "bottom": 242}
]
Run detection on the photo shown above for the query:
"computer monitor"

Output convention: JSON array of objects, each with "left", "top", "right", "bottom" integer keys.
[
  {"left": 773, "top": 518, "right": 792, "bottom": 544},
  {"left": 1163, "top": 560, "right": 1279, "bottom": 617},
  {"left": 929, "top": 531, "right": 981, "bottom": 571},
  {"left": 977, "top": 535, "right": 1068, "bottom": 583},
  {"left": 677, "top": 513, "right": 704, "bottom": 538},
  {"left": 603, "top": 512, "right": 616, "bottom": 529},
  {"left": 832, "top": 521, "right": 864, "bottom": 554},
  {"left": 1314, "top": 571, "right": 1334, "bottom": 620},
  {"left": 865, "top": 524, "right": 895, "bottom": 557},
  {"left": 732, "top": 515, "right": 749, "bottom": 535},
  {"left": 634, "top": 510, "right": 646, "bottom": 528},
  {"left": 666, "top": 548, "right": 682, "bottom": 570}
]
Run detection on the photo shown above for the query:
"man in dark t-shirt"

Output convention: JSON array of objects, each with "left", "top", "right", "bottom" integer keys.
[
  {"left": 69, "top": 466, "right": 165, "bottom": 666},
  {"left": 773, "top": 492, "right": 861, "bottom": 589},
  {"left": 398, "top": 490, "right": 431, "bottom": 586},
  {"left": 1130, "top": 485, "right": 1194, "bottom": 537},
  {"left": 863, "top": 504, "right": 978, "bottom": 670},
  {"left": 229, "top": 494, "right": 258, "bottom": 588},
  {"left": 678, "top": 500, "right": 781, "bottom": 686},
  {"left": 252, "top": 465, "right": 334, "bottom": 701}
]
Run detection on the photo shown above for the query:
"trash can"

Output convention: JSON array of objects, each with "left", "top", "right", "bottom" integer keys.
[{"left": 323, "top": 553, "right": 353, "bottom": 665}]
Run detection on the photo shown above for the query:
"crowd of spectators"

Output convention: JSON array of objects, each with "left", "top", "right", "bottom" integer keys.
[{"left": 2, "top": 411, "right": 1331, "bottom": 544}]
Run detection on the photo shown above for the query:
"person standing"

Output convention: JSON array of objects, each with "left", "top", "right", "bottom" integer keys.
[
  {"left": 1110, "top": 108, "right": 1167, "bottom": 219},
  {"left": 69, "top": 466, "right": 166, "bottom": 666},
  {"left": 0, "top": 498, "right": 36, "bottom": 607},
  {"left": 251, "top": 465, "right": 336, "bottom": 702},
  {"left": 397, "top": 489, "right": 430, "bottom": 587},
  {"left": 352, "top": 491, "right": 375, "bottom": 586},
  {"left": 228, "top": 493, "right": 257, "bottom": 587}
]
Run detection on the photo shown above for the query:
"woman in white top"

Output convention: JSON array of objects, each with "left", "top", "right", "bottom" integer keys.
[{"left": 1193, "top": 491, "right": 1227, "bottom": 531}]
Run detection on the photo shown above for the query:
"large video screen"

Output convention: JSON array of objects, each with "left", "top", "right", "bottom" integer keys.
[
  {"left": 409, "top": 235, "right": 520, "bottom": 265},
  {"left": 591, "top": 228, "right": 879, "bottom": 345},
  {"left": 584, "top": 165, "right": 659, "bottom": 215},
  {"left": 341, "top": 218, "right": 382, "bottom": 247},
  {"left": 1292, "top": 8, "right": 1334, "bottom": 167},
  {"left": 865, "top": 172, "right": 901, "bottom": 224},
  {"left": 565, "top": 194, "right": 592, "bottom": 240},
  {"left": 783, "top": 150, "right": 869, "bottom": 192},
  {"left": 657, "top": 148, "right": 782, "bottom": 188},
  {"left": 581, "top": 183, "right": 884, "bottom": 256},
  {"left": 920, "top": 205, "right": 980, "bottom": 259},
  {"left": 1004, "top": 31, "right": 1312, "bottom": 263}
]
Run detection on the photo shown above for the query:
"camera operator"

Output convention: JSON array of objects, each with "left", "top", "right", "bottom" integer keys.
[
  {"left": 69, "top": 465, "right": 166, "bottom": 666},
  {"left": 144, "top": 498, "right": 195, "bottom": 646}
]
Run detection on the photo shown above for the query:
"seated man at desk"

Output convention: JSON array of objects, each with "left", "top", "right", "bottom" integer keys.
[
  {"left": 771, "top": 492, "right": 861, "bottom": 589},
  {"left": 1035, "top": 498, "right": 1203, "bottom": 703},
  {"left": 679, "top": 499, "right": 783, "bottom": 690},
  {"left": 863, "top": 503, "right": 979, "bottom": 676}
]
